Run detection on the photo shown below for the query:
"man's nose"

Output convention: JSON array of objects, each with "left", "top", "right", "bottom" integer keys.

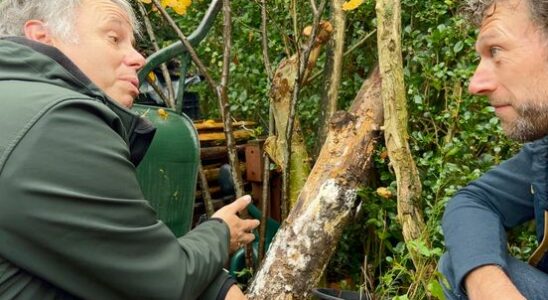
[
  {"left": 468, "top": 61, "right": 496, "bottom": 95},
  {"left": 125, "top": 47, "right": 146, "bottom": 70}
]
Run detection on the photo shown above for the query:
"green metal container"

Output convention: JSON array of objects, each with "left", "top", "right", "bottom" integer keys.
[
  {"left": 132, "top": 104, "right": 200, "bottom": 237},
  {"left": 131, "top": 0, "right": 221, "bottom": 238}
]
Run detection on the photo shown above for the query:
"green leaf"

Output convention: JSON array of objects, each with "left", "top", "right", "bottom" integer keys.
[
  {"left": 409, "top": 240, "right": 432, "bottom": 257},
  {"left": 453, "top": 41, "right": 464, "bottom": 54},
  {"left": 427, "top": 279, "right": 446, "bottom": 300}
]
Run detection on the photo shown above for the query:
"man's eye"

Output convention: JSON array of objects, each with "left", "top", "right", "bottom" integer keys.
[
  {"left": 108, "top": 36, "right": 119, "bottom": 44},
  {"left": 489, "top": 47, "right": 501, "bottom": 57}
]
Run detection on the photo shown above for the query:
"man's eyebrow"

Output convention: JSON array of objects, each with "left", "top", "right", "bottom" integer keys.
[
  {"left": 102, "top": 16, "right": 137, "bottom": 45},
  {"left": 474, "top": 31, "right": 502, "bottom": 52},
  {"left": 104, "top": 16, "right": 124, "bottom": 27},
  {"left": 477, "top": 31, "right": 500, "bottom": 44}
]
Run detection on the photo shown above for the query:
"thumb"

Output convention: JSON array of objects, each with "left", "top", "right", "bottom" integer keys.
[{"left": 229, "top": 195, "right": 252, "bottom": 213}]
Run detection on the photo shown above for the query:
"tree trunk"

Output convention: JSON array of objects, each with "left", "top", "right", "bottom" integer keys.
[
  {"left": 376, "top": 0, "right": 429, "bottom": 269},
  {"left": 247, "top": 68, "right": 383, "bottom": 299}
]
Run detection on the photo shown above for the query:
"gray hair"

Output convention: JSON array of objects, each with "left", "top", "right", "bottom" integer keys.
[
  {"left": 0, "top": 0, "right": 140, "bottom": 42},
  {"left": 462, "top": 0, "right": 548, "bottom": 33}
]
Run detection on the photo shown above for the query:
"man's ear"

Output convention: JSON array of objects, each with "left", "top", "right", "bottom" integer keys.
[{"left": 23, "top": 20, "right": 53, "bottom": 44}]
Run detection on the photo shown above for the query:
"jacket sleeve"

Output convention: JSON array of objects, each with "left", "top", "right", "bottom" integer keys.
[
  {"left": 0, "top": 99, "right": 230, "bottom": 299},
  {"left": 441, "top": 145, "right": 535, "bottom": 293}
]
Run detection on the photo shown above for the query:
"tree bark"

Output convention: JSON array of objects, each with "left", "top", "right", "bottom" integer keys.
[
  {"left": 247, "top": 68, "right": 383, "bottom": 299},
  {"left": 376, "top": 0, "right": 429, "bottom": 269}
]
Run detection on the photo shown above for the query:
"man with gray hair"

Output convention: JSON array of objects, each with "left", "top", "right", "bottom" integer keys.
[
  {"left": 0, "top": 0, "right": 258, "bottom": 299},
  {"left": 440, "top": 0, "right": 548, "bottom": 299}
]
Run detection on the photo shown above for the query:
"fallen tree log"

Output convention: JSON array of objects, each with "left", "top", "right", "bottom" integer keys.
[{"left": 247, "top": 68, "right": 383, "bottom": 299}]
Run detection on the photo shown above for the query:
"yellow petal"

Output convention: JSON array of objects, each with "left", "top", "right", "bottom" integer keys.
[
  {"left": 157, "top": 108, "right": 169, "bottom": 120},
  {"left": 172, "top": 0, "right": 192, "bottom": 15},
  {"left": 161, "top": 0, "right": 176, "bottom": 7},
  {"left": 342, "top": 0, "right": 364, "bottom": 11},
  {"left": 376, "top": 187, "right": 393, "bottom": 199}
]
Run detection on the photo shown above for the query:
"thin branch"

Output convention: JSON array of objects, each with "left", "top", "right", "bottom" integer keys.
[
  {"left": 344, "top": 29, "right": 377, "bottom": 57},
  {"left": 281, "top": 0, "right": 327, "bottom": 219},
  {"left": 310, "top": 0, "right": 318, "bottom": 14},
  {"left": 145, "top": 76, "right": 170, "bottom": 105},
  {"left": 258, "top": 0, "right": 274, "bottom": 264},
  {"left": 258, "top": 106, "right": 274, "bottom": 264},
  {"left": 292, "top": 0, "right": 298, "bottom": 51},
  {"left": 150, "top": 0, "right": 247, "bottom": 200},
  {"left": 150, "top": 0, "right": 218, "bottom": 94},
  {"left": 307, "top": 29, "right": 377, "bottom": 84},
  {"left": 137, "top": 1, "right": 176, "bottom": 109},
  {"left": 219, "top": 0, "right": 245, "bottom": 198},
  {"left": 198, "top": 164, "right": 215, "bottom": 217},
  {"left": 260, "top": 0, "right": 273, "bottom": 80},
  {"left": 219, "top": 0, "right": 253, "bottom": 268},
  {"left": 315, "top": 0, "right": 347, "bottom": 156}
]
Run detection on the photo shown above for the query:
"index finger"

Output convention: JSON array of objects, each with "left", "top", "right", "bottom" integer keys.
[{"left": 228, "top": 195, "right": 252, "bottom": 213}]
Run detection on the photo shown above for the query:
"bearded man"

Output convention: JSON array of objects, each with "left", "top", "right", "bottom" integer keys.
[{"left": 440, "top": 0, "right": 548, "bottom": 299}]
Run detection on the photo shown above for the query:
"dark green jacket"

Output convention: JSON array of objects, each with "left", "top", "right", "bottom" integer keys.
[{"left": 0, "top": 37, "right": 231, "bottom": 299}]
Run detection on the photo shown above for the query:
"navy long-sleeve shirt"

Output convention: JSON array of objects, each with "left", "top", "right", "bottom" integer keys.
[{"left": 442, "top": 135, "right": 548, "bottom": 291}]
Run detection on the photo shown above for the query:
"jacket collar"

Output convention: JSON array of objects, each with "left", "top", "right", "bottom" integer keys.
[{"left": 0, "top": 37, "right": 156, "bottom": 166}]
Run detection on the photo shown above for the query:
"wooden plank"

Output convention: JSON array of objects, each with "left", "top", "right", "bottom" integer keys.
[
  {"left": 200, "top": 145, "right": 246, "bottom": 160},
  {"left": 198, "top": 129, "right": 254, "bottom": 145},
  {"left": 194, "top": 120, "right": 256, "bottom": 131}
]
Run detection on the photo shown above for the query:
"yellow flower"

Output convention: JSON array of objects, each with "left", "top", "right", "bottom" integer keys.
[
  {"left": 376, "top": 187, "right": 393, "bottom": 199},
  {"left": 141, "top": 0, "right": 192, "bottom": 15},
  {"left": 157, "top": 108, "right": 169, "bottom": 120},
  {"left": 148, "top": 72, "right": 157, "bottom": 82},
  {"left": 172, "top": 0, "right": 192, "bottom": 15},
  {"left": 162, "top": 0, "right": 175, "bottom": 6},
  {"left": 342, "top": 0, "right": 364, "bottom": 11}
]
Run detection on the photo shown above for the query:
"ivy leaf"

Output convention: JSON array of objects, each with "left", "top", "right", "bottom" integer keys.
[{"left": 453, "top": 41, "right": 464, "bottom": 54}]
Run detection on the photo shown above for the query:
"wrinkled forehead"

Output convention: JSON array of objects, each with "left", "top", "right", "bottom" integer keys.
[{"left": 78, "top": 0, "right": 138, "bottom": 34}]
